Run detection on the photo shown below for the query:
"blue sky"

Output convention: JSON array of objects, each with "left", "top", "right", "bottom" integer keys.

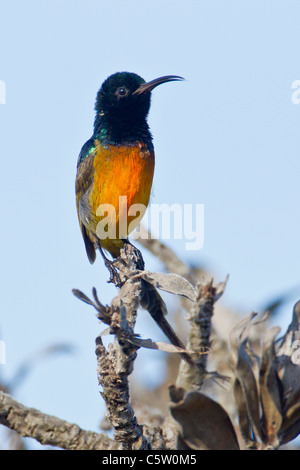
[{"left": 0, "top": 0, "right": 300, "bottom": 448}]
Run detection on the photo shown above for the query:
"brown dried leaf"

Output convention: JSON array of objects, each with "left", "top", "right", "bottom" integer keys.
[
  {"left": 73, "top": 288, "right": 111, "bottom": 323},
  {"left": 233, "top": 379, "right": 253, "bottom": 446},
  {"left": 280, "top": 402, "right": 300, "bottom": 445},
  {"left": 259, "top": 326, "right": 282, "bottom": 447},
  {"left": 72, "top": 288, "right": 95, "bottom": 306},
  {"left": 170, "top": 391, "right": 239, "bottom": 450},
  {"left": 234, "top": 340, "right": 263, "bottom": 442},
  {"left": 99, "top": 327, "right": 111, "bottom": 337},
  {"left": 278, "top": 300, "right": 300, "bottom": 357},
  {"left": 277, "top": 300, "right": 300, "bottom": 411},
  {"left": 230, "top": 312, "right": 270, "bottom": 359},
  {"left": 130, "top": 337, "right": 193, "bottom": 355},
  {"left": 229, "top": 313, "right": 258, "bottom": 362},
  {"left": 213, "top": 274, "right": 229, "bottom": 302},
  {"left": 140, "top": 272, "right": 197, "bottom": 302},
  {"left": 279, "top": 362, "right": 300, "bottom": 412}
]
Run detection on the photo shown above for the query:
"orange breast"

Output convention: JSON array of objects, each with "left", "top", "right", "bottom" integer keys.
[{"left": 89, "top": 139, "right": 154, "bottom": 248}]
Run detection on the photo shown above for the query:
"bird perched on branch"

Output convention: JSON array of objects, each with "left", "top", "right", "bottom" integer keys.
[{"left": 75, "top": 72, "right": 194, "bottom": 366}]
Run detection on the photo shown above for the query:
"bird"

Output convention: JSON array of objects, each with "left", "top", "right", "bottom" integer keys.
[{"left": 75, "top": 72, "right": 194, "bottom": 366}]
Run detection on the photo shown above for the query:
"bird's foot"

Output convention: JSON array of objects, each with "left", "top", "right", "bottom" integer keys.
[
  {"left": 104, "top": 258, "right": 122, "bottom": 287},
  {"left": 96, "top": 241, "right": 122, "bottom": 288}
]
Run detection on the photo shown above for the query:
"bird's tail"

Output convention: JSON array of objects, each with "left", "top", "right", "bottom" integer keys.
[{"left": 140, "top": 279, "right": 194, "bottom": 367}]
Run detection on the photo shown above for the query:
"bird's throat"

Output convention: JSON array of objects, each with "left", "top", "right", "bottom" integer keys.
[{"left": 93, "top": 114, "right": 153, "bottom": 148}]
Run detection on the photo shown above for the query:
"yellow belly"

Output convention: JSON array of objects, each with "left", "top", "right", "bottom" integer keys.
[{"left": 89, "top": 139, "right": 154, "bottom": 254}]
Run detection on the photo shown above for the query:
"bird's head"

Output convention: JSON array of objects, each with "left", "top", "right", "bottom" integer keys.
[{"left": 95, "top": 72, "right": 183, "bottom": 123}]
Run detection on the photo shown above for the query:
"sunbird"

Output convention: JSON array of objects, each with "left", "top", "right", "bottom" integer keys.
[{"left": 76, "top": 72, "right": 193, "bottom": 366}]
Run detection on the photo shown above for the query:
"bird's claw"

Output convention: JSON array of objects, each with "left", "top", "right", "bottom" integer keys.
[{"left": 104, "top": 259, "right": 122, "bottom": 287}]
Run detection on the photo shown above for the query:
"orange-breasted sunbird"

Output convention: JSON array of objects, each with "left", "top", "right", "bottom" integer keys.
[{"left": 75, "top": 72, "right": 193, "bottom": 366}]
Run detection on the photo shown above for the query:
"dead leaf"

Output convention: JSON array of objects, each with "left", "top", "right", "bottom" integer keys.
[
  {"left": 129, "top": 337, "right": 194, "bottom": 355},
  {"left": 229, "top": 313, "right": 258, "bottom": 362},
  {"left": 170, "top": 390, "right": 239, "bottom": 450},
  {"left": 72, "top": 289, "right": 94, "bottom": 306},
  {"left": 280, "top": 401, "right": 300, "bottom": 445},
  {"left": 235, "top": 340, "right": 263, "bottom": 442},
  {"left": 233, "top": 379, "right": 253, "bottom": 446},
  {"left": 259, "top": 327, "right": 282, "bottom": 447},
  {"left": 140, "top": 272, "right": 197, "bottom": 302}
]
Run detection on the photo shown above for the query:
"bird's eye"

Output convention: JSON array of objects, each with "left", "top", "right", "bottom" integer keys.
[{"left": 116, "top": 87, "right": 128, "bottom": 97}]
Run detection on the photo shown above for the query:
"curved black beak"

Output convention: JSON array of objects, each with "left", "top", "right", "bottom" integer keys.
[{"left": 132, "top": 75, "right": 184, "bottom": 95}]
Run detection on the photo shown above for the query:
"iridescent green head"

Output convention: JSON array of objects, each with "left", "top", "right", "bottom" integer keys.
[
  {"left": 94, "top": 72, "right": 183, "bottom": 123},
  {"left": 93, "top": 72, "right": 184, "bottom": 144}
]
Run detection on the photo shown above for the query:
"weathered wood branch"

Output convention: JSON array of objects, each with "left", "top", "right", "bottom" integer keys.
[
  {"left": 88, "top": 245, "right": 150, "bottom": 449},
  {"left": 176, "top": 277, "right": 228, "bottom": 390},
  {"left": 0, "top": 391, "right": 119, "bottom": 450}
]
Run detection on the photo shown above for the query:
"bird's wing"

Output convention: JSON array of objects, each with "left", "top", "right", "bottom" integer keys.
[{"left": 75, "top": 138, "right": 99, "bottom": 264}]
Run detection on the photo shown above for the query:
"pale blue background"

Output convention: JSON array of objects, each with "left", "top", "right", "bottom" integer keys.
[{"left": 0, "top": 0, "right": 300, "bottom": 448}]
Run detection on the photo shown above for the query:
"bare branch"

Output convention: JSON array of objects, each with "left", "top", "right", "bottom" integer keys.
[
  {"left": 93, "top": 245, "right": 150, "bottom": 450},
  {"left": 176, "top": 277, "right": 229, "bottom": 390},
  {"left": 0, "top": 391, "right": 119, "bottom": 450}
]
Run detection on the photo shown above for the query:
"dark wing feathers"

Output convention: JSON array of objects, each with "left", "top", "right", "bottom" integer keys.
[{"left": 75, "top": 138, "right": 98, "bottom": 264}]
